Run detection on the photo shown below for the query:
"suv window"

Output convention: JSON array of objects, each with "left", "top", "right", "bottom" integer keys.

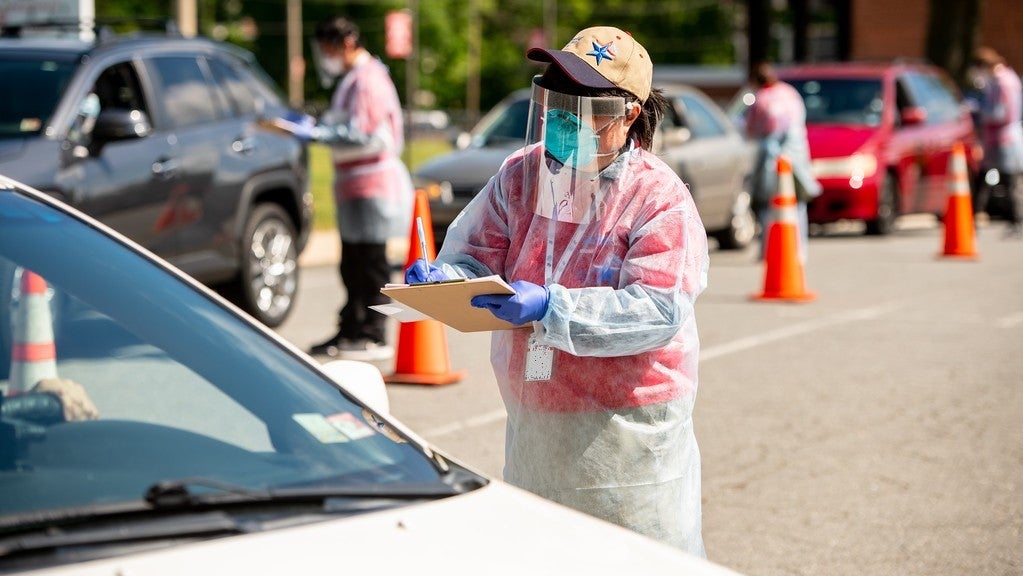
[
  {"left": 67, "top": 61, "right": 150, "bottom": 148},
  {"left": 147, "top": 55, "right": 219, "bottom": 128},
  {"left": 208, "top": 55, "right": 259, "bottom": 117},
  {"left": 0, "top": 55, "right": 77, "bottom": 138}
]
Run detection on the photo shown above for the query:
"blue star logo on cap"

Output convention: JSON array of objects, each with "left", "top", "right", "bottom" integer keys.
[{"left": 587, "top": 41, "right": 616, "bottom": 65}]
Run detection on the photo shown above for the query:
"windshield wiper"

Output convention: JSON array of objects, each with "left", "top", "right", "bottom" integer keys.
[
  {"left": 0, "top": 510, "right": 245, "bottom": 558},
  {"left": 0, "top": 472, "right": 488, "bottom": 558},
  {"left": 144, "top": 477, "right": 272, "bottom": 508}
]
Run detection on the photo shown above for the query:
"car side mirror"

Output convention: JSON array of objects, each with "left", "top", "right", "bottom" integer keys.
[
  {"left": 900, "top": 106, "right": 927, "bottom": 126},
  {"left": 320, "top": 359, "right": 390, "bottom": 414},
  {"left": 93, "top": 109, "right": 152, "bottom": 141}
]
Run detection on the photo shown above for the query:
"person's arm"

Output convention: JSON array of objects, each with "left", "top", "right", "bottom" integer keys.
[{"left": 537, "top": 176, "right": 709, "bottom": 357}]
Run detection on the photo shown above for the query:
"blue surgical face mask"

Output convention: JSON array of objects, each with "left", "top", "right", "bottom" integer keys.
[{"left": 544, "top": 109, "right": 599, "bottom": 168}]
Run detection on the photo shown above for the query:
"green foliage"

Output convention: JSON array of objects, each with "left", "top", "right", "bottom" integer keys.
[{"left": 95, "top": 0, "right": 741, "bottom": 127}]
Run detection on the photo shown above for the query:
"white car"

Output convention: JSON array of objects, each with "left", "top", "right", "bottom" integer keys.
[{"left": 0, "top": 175, "right": 741, "bottom": 575}]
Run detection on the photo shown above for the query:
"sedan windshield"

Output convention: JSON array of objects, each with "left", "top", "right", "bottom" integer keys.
[
  {"left": 0, "top": 187, "right": 445, "bottom": 520},
  {"left": 0, "top": 56, "right": 78, "bottom": 138},
  {"left": 789, "top": 78, "right": 884, "bottom": 126}
]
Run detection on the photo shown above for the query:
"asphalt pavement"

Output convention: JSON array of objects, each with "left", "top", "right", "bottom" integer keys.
[{"left": 286, "top": 217, "right": 1023, "bottom": 576}]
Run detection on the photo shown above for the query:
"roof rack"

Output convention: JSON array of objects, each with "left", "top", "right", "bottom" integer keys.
[
  {"left": 0, "top": 18, "right": 183, "bottom": 42},
  {"left": 0, "top": 19, "right": 87, "bottom": 39}
]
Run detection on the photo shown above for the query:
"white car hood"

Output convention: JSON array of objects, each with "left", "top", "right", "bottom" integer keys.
[{"left": 22, "top": 481, "right": 742, "bottom": 575}]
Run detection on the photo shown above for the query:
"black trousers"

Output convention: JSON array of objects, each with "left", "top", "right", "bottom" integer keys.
[
  {"left": 338, "top": 241, "right": 390, "bottom": 343},
  {"left": 973, "top": 168, "right": 1022, "bottom": 225}
]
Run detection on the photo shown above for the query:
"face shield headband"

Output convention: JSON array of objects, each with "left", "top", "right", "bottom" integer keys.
[{"left": 524, "top": 78, "right": 630, "bottom": 223}]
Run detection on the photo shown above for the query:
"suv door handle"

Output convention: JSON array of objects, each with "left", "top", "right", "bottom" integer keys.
[
  {"left": 152, "top": 157, "right": 181, "bottom": 179},
  {"left": 232, "top": 137, "right": 257, "bottom": 155}
]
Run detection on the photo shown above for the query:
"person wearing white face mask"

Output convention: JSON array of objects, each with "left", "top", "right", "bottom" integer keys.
[
  {"left": 404, "top": 26, "right": 710, "bottom": 557},
  {"left": 307, "top": 16, "right": 413, "bottom": 361}
]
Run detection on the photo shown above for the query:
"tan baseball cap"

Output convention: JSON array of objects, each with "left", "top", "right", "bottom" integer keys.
[{"left": 527, "top": 26, "right": 653, "bottom": 103}]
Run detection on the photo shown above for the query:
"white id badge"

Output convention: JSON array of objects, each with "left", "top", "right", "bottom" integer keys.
[{"left": 524, "top": 336, "right": 554, "bottom": 381}]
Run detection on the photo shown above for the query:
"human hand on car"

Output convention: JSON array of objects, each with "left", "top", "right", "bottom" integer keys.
[{"left": 32, "top": 378, "right": 99, "bottom": 422}]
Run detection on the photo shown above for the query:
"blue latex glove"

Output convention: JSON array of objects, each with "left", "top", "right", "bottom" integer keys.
[
  {"left": 405, "top": 258, "right": 448, "bottom": 284},
  {"left": 471, "top": 280, "right": 550, "bottom": 325},
  {"left": 282, "top": 111, "right": 318, "bottom": 142}
]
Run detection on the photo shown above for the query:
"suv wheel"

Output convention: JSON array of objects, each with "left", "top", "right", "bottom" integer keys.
[
  {"left": 715, "top": 190, "right": 757, "bottom": 250},
  {"left": 227, "top": 203, "right": 299, "bottom": 328},
  {"left": 865, "top": 174, "right": 897, "bottom": 236}
]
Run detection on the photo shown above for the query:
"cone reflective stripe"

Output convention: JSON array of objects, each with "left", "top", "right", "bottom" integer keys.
[
  {"left": 752, "top": 156, "right": 816, "bottom": 302},
  {"left": 385, "top": 190, "right": 467, "bottom": 385},
  {"left": 940, "top": 142, "right": 978, "bottom": 259},
  {"left": 9, "top": 271, "right": 58, "bottom": 393}
]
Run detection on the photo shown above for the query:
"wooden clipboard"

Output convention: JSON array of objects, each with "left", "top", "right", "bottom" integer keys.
[{"left": 380, "top": 275, "right": 524, "bottom": 332}]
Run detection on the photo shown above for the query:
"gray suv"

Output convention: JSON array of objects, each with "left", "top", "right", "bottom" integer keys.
[{"left": 0, "top": 29, "right": 311, "bottom": 327}]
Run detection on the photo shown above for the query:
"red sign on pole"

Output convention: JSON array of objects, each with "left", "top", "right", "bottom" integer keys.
[{"left": 385, "top": 10, "right": 413, "bottom": 59}]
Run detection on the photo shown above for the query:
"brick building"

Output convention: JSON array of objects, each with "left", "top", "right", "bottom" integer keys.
[{"left": 849, "top": 0, "right": 1023, "bottom": 70}]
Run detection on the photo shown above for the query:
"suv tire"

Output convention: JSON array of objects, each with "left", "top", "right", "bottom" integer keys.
[{"left": 223, "top": 203, "right": 299, "bottom": 328}]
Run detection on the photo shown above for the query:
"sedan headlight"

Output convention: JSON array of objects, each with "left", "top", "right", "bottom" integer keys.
[
  {"left": 412, "top": 178, "right": 453, "bottom": 203},
  {"left": 812, "top": 153, "right": 878, "bottom": 180}
]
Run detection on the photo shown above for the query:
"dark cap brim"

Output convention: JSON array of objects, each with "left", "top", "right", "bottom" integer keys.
[{"left": 527, "top": 47, "right": 616, "bottom": 91}]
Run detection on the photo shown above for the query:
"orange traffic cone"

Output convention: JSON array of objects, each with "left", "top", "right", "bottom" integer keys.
[
  {"left": 9, "top": 271, "right": 58, "bottom": 394},
  {"left": 939, "top": 142, "right": 978, "bottom": 259},
  {"left": 752, "top": 156, "right": 816, "bottom": 302},
  {"left": 385, "top": 190, "right": 467, "bottom": 385}
]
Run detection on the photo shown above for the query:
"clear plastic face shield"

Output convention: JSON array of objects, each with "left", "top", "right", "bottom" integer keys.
[{"left": 525, "top": 77, "right": 631, "bottom": 223}]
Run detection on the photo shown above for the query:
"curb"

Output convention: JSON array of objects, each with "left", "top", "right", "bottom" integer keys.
[{"left": 299, "top": 229, "right": 410, "bottom": 269}]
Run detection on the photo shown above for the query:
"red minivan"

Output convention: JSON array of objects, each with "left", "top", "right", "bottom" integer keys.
[{"left": 735, "top": 61, "right": 978, "bottom": 235}]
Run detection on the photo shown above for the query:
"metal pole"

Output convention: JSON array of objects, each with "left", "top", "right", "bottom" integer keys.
[
  {"left": 466, "top": 0, "right": 481, "bottom": 127},
  {"left": 287, "top": 0, "right": 304, "bottom": 108},
  {"left": 405, "top": 1, "right": 419, "bottom": 167},
  {"left": 176, "top": 0, "right": 198, "bottom": 37}
]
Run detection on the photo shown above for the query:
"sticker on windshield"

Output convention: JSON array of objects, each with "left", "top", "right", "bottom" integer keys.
[
  {"left": 327, "top": 412, "right": 375, "bottom": 440},
  {"left": 292, "top": 413, "right": 352, "bottom": 443}
]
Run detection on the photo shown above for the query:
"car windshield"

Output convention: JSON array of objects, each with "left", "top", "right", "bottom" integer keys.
[
  {"left": 472, "top": 93, "right": 531, "bottom": 147},
  {"left": 0, "top": 55, "right": 78, "bottom": 139},
  {"left": 789, "top": 78, "right": 884, "bottom": 126},
  {"left": 0, "top": 187, "right": 445, "bottom": 520}
]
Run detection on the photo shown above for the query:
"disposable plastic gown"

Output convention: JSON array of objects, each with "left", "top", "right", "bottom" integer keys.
[
  {"left": 322, "top": 56, "right": 412, "bottom": 243},
  {"left": 746, "top": 81, "right": 821, "bottom": 205},
  {"left": 434, "top": 143, "right": 710, "bottom": 556},
  {"left": 979, "top": 65, "right": 1023, "bottom": 174}
]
